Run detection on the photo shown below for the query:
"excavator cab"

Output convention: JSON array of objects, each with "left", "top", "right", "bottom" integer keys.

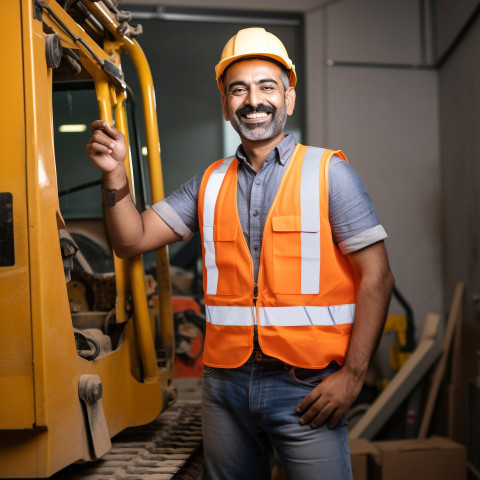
[{"left": 0, "top": 1, "right": 175, "bottom": 477}]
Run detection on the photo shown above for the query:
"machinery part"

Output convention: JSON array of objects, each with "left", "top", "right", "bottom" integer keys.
[
  {"left": 115, "top": 9, "right": 132, "bottom": 22},
  {"left": 87, "top": 0, "right": 138, "bottom": 29},
  {"left": 74, "top": 328, "right": 112, "bottom": 360},
  {"left": 0, "top": 193, "right": 14, "bottom": 267},
  {"left": 45, "top": 33, "right": 63, "bottom": 68},
  {"left": 60, "top": 0, "right": 81, "bottom": 10},
  {"left": 51, "top": 401, "right": 204, "bottom": 479},
  {"left": 78, "top": 375, "right": 112, "bottom": 460},
  {"left": 75, "top": 330, "right": 101, "bottom": 360},
  {"left": 372, "top": 285, "right": 416, "bottom": 390},
  {"left": 392, "top": 285, "right": 415, "bottom": 353},
  {"left": 215, "top": 27, "right": 297, "bottom": 91},
  {"left": 79, "top": 374, "right": 103, "bottom": 405},
  {"left": 59, "top": 230, "right": 78, "bottom": 283},
  {"left": 36, "top": 0, "right": 127, "bottom": 91},
  {"left": 117, "top": 21, "right": 143, "bottom": 38},
  {"left": 61, "top": 48, "right": 82, "bottom": 74},
  {"left": 174, "top": 310, "right": 205, "bottom": 360}
]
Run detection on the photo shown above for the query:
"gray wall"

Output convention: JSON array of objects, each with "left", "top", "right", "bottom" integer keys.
[
  {"left": 436, "top": 1, "right": 480, "bottom": 445},
  {"left": 438, "top": 4, "right": 480, "bottom": 325},
  {"left": 436, "top": 0, "right": 479, "bottom": 59},
  {"left": 306, "top": 0, "right": 442, "bottom": 337}
]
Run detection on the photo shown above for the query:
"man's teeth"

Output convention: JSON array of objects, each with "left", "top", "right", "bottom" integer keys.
[{"left": 245, "top": 112, "right": 268, "bottom": 119}]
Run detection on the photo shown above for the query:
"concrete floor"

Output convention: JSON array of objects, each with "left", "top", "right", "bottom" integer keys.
[{"left": 174, "top": 377, "right": 203, "bottom": 402}]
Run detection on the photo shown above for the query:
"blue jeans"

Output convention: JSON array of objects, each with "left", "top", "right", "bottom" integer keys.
[{"left": 202, "top": 355, "right": 353, "bottom": 480}]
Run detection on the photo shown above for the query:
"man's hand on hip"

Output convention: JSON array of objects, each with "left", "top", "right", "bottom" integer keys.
[{"left": 295, "top": 365, "right": 363, "bottom": 429}]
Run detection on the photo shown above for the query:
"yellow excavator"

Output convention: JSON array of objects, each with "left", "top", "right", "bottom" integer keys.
[{"left": 0, "top": 1, "right": 179, "bottom": 477}]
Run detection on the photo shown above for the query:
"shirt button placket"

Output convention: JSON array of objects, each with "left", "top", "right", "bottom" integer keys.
[{"left": 250, "top": 173, "right": 264, "bottom": 280}]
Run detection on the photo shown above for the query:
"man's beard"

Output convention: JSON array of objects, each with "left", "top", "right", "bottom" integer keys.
[{"left": 228, "top": 101, "right": 287, "bottom": 141}]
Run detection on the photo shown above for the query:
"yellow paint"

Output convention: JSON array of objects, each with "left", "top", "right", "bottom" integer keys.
[
  {"left": 0, "top": 1, "right": 175, "bottom": 477},
  {"left": 83, "top": 0, "right": 176, "bottom": 366}
]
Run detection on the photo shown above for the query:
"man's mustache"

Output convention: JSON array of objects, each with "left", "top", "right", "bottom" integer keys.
[{"left": 235, "top": 104, "right": 276, "bottom": 116}]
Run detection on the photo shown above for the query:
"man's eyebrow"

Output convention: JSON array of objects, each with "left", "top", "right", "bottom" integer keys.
[
  {"left": 227, "top": 80, "right": 247, "bottom": 92},
  {"left": 257, "top": 78, "right": 279, "bottom": 85},
  {"left": 227, "top": 78, "right": 279, "bottom": 92}
]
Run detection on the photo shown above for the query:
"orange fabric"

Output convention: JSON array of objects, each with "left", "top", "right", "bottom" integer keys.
[
  {"left": 204, "top": 324, "right": 254, "bottom": 368},
  {"left": 199, "top": 146, "right": 357, "bottom": 368},
  {"left": 260, "top": 324, "right": 353, "bottom": 368},
  {"left": 199, "top": 159, "right": 253, "bottom": 305}
]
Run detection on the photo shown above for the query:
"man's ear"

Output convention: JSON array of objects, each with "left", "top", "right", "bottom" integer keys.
[
  {"left": 221, "top": 94, "right": 230, "bottom": 121},
  {"left": 285, "top": 88, "right": 296, "bottom": 116}
]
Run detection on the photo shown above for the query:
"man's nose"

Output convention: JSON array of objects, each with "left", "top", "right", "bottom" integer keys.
[{"left": 246, "top": 87, "right": 261, "bottom": 107}]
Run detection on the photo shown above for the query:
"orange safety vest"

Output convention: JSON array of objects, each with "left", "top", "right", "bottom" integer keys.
[{"left": 198, "top": 144, "right": 357, "bottom": 369}]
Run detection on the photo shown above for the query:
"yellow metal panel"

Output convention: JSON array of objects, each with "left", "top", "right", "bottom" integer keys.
[
  {"left": 0, "top": 378, "right": 34, "bottom": 428},
  {"left": 0, "top": 429, "right": 47, "bottom": 478},
  {"left": 19, "top": 2, "right": 87, "bottom": 475},
  {"left": 0, "top": 0, "right": 35, "bottom": 430},
  {"left": 0, "top": 1, "right": 175, "bottom": 476}
]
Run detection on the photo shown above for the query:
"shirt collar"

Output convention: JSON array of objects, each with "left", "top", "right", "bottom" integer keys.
[{"left": 235, "top": 134, "right": 297, "bottom": 171}]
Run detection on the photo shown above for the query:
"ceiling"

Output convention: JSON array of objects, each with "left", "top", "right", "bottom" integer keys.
[{"left": 123, "top": 0, "right": 343, "bottom": 13}]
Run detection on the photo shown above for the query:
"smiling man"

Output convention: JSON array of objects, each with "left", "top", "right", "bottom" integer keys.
[
  {"left": 87, "top": 27, "right": 394, "bottom": 480},
  {"left": 221, "top": 58, "right": 294, "bottom": 146}
]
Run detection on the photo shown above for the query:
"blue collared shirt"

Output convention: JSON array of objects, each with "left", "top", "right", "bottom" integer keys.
[{"left": 152, "top": 134, "right": 386, "bottom": 281}]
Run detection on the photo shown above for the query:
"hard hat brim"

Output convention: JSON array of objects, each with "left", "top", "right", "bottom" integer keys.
[{"left": 216, "top": 53, "right": 297, "bottom": 91}]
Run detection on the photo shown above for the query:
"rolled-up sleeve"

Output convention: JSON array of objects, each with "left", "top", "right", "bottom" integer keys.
[
  {"left": 328, "top": 157, "right": 387, "bottom": 254},
  {"left": 150, "top": 169, "right": 205, "bottom": 240}
]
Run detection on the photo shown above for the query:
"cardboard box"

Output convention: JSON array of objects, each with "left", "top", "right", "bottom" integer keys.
[
  {"left": 372, "top": 436, "right": 466, "bottom": 480},
  {"left": 350, "top": 439, "right": 379, "bottom": 480}
]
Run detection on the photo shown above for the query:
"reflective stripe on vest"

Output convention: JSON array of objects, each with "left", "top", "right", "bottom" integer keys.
[
  {"left": 202, "top": 156, "right": 235, "bottom": 295},
  {"left": 259, "top": 304, "right": 355, "bottom": 326},
  {"left": 206, "top": 305, "right": 254, "bottom": 326},
  {"left": 300, "top": 147, "right": 324, "bottom": 294},
  {"left": 205, "top": 303, "right": 354, "bottom": 326}
]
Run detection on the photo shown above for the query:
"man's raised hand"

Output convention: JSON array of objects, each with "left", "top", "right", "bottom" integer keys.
[{"left": 86, "top": 121, "right": 127, "bottom": 174}]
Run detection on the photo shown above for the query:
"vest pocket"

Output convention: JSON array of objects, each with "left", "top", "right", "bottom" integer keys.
[
  {"left": 272, "top": 216, "right": 320, "bottom": 294},
  {"left": 203, "top": 225, "right": 237, "bottom": 295}
]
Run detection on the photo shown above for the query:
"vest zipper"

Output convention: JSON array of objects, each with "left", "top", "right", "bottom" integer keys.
[{"left": 252, "top": 282, "right": 258, "bottom": 328}]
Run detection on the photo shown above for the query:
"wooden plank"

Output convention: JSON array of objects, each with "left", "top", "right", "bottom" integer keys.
[
  {"left": 418, "top": 283, "right": 465, "bottom": 439},
  {"left": 349, "top": 313, "right": 442, "bottom": 440},
  {"left": 447, "top": 307, "right": 464, "bottom": 440}
]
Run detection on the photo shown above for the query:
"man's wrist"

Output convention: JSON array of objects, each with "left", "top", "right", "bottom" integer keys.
[
  {"left": 102, "top": 182, "right": 130, "bottom": 206},
  {"left": 102, "top": 166, "right": 127, "bottom": 189},
  {"left": 342, "top": 362, "right": 368, "bottom": 381},
  {"left": 102, "top": 166, "right": 130, "bottom": 206}
]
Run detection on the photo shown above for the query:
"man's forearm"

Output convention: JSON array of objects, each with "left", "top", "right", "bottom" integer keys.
[
  {"left": 103, "top": 168, "right": 145, "bottom": 258},
  {"left": 343, "top": 262, "right": 395, "bottom": 380}
]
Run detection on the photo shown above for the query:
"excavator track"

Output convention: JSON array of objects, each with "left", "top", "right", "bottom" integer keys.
[{"left": 51, "top": 400, "right": 204, "bottom": 480}]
